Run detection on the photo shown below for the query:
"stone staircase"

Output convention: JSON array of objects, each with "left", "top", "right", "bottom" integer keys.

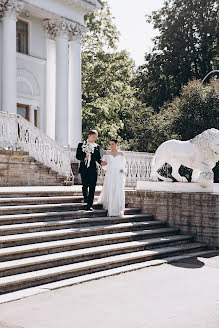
[
  {"left": 0, "top": 189, "right": 214, "bottom": 303},
  {"left": 0, "top": 150, "right": 67, "bottom": 186}
]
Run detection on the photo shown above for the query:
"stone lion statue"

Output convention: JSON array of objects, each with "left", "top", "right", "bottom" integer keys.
[{"left": 150, "top": 128, "right": 219, "bottom": 187}]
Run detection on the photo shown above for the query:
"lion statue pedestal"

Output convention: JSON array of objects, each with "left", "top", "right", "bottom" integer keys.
[
  {"left": 148, "top": 128, "right": 219, "bottom": 189},
  {"left": 136, "top": 181, "right": 219, "bottom": 193}
]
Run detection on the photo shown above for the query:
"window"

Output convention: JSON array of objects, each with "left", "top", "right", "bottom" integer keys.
[
  {"left": 16, "top": 20, "right": 28, "bottom": 54},
  {"left": 17, "top": 104, "right": 30, "bottom": 121}
]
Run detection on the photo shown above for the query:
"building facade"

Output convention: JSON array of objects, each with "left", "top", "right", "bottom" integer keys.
[{"left": 0, "top": 0, "right": 101, "bottom": 147}]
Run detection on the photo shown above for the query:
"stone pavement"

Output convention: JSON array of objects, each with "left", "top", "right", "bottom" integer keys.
[{"left": 0, "top": 254, "right": 218, "bottom": 328}]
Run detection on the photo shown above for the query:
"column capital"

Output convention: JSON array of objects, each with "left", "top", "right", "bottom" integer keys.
[
  {"left": 44, "top": 18, "right": 87, "bottom": 41},
  {"left": 44, "top": 18, "right": 75, "bottom": 40},
  {"left": 0, "top": 0, "right": 24, "bottom": 20},
  {"left": 43, "top": 19, "right": 57, "bottom": 40},
  {"left": 55, "top": 18, "right": 74, "bottom": 39},
  {"left": 70, "top": 24, "right": 87, "bottom": 42}
]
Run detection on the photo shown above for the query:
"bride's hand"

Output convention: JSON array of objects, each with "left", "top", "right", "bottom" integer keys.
[{"left": 101, "top": 161, "right": 107, "bottom": 166}]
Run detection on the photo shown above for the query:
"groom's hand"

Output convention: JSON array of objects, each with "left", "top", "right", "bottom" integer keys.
[{"left": 84, "top": 156, "right": 89, "bottom": 161}]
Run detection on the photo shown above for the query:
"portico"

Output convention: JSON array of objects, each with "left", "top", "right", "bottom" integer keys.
[{"left": 0, "top": 0, "right": 101, "bottom": 147}]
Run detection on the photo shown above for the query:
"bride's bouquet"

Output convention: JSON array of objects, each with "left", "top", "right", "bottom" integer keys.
[{"left": 82, "top": 141, "right": 97, "bottom": 168}]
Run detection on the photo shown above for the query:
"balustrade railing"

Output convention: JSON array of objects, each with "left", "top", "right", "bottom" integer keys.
[
  {"left": 0, "top": 111, "right": 72, "bottom": 178},
  {"left": 72, "top": 148, "right": 154, "bottom": 187},
  {"left": 0, "top": 111, "right": 154, "bottom": 185},
  {"left": 97, "top": 151, "right": 153, "bottom": 187}
]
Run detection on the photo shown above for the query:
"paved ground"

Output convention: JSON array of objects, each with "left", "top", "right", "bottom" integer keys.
[{"left": 0, "top": 254, "right": 218, "bottom": 328}]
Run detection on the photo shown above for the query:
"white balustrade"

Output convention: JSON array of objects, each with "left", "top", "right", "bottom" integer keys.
[
  {"left": 71, "top": 148, "right": 154, "bottom": 187},
  {"left": 0, "top": 111, "right": 72, "bottom": 178},
  {"left": 0, "top": 112, "right": 154, "bottom": 185},
  {"left": 124, "top": 151, "right": 154, "bottom": 187},
  {"left": 97, "top": 151, "right": 154, "bottom": 187}
]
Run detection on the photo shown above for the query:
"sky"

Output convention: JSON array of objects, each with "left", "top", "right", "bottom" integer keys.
[{"left": 108, "top": 0, "right": 165, "bottom": 67}]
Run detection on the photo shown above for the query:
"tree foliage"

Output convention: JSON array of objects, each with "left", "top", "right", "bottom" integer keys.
[
  {"left": 81, "top": 0, "right": 219, "bottom": 158},
  {"left": 82, "top": 1, "right": 140, "bottom": 149},
  {"left": 131, "top": 80, "right": 219, "bottom": 152},
  {"left": 134, "top": 0, "right": 219, "bottom": 110}
]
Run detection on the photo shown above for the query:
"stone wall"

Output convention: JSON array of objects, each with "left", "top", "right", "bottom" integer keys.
[
  {"left": 0, "top": 150, "right": 66, "bottom": 186},
  {"left": 126, "top": 190, "right": 219, "bottom": 249}
]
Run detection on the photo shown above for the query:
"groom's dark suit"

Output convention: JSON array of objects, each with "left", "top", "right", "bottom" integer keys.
[{"left": 76, "top": 142, "right": 102, "bottom": 208}]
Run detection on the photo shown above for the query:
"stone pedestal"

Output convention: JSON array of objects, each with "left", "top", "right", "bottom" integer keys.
[
  {"left": 126, "top": 188, "right": 219, "bottom": 248},
  {"left": 136, "top": 181, "right": 218, "bottom": 193}
]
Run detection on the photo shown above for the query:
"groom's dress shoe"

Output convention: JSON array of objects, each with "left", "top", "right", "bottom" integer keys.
[{"left": 86, "top": 206, "right": 94, "bottom": 211}]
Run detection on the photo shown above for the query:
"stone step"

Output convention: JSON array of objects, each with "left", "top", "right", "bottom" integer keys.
[
  {"left": 0, "top": 226, "right": 179, "bottom": 249},
  {"left": 0, "top": 209, "right": 107, "bottom": 225},
  {"left": 0, "top": 195, "right": 97, "bottom": 206},
  {"left": 0, "top": 233, "right": 193, "bottom": 263},
  {"left": 0, "top": 242, "right": 206, "bottom": 295},
  {"left": 0, "top": 150, "right": 68, "bottom": 187},
  {"left": 0, "top": 202, "right": 103, "bottom": 215},
  {"left": 0, "top": 189, "right": 101, "bottom": 199},
  {"left": 0, "top": 208, "right": 140, "bottom": 225},
  {"left": 0, "top": 235, "right": 194, "bottom": 277},
  {"left": 0, "top": 215, "right": 155, "bottom": 235},
  {"left": 0, "top": 249, "right": 216, "bottom": 304}
]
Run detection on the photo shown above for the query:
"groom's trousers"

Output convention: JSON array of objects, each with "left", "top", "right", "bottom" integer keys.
[{"left": 81, "top": 167, "right": 97, "bottom": 208}]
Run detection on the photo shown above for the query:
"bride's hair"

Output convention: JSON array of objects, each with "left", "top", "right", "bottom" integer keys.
[{"left": 110, "top": 138, "right": 118, "bottom": 144}]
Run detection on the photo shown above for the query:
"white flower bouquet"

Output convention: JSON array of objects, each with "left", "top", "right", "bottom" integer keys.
[{"left": 82, "top": 141, "right": 97, "bottom": 167}]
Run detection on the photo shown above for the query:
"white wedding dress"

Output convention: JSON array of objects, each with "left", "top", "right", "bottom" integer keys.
[{"left": 98, "top": 152, "right": 126, "bottom": 217}]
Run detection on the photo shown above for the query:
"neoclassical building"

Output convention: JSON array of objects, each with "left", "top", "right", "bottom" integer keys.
[{"left": 0, "top": 0, "right": 102, "bottom": 147}]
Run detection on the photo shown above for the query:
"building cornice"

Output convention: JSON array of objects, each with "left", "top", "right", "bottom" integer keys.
[{"left": 63, "top": 0, "right": 102, "bottom": 12}]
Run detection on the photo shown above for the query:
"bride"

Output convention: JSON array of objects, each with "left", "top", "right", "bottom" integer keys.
[{"left": 98, "top": 139, "right": 126, "bottom": 217}]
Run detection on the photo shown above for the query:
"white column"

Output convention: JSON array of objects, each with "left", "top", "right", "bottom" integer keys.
[
  {"left": 1, "top": 1, "right": 23, "bottom": 114},
  {"left": 55, "top": 28, "right": 69, "bottom": 146},
  {"left": 68, "top": 35, "right": 82, "bottom": 148},
  {"left": 45, "top": 37, "right": 56, "bottom": 139}
]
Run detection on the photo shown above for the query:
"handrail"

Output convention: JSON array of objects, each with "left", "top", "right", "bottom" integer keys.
[{"left": 0, "top": 111, "right": 72, "bottom": 177}]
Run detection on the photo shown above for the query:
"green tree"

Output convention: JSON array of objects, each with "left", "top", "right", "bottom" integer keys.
[
  {"left": 130, "top": 80, "right": 219, "bottom": 152},
  {"left": 161, "top": 80, "right": 219, "bottom": 140},
  {"left": 82, "top": 1, "right": 141, "bottom": 149},
  {"left": 134, "top": 0, "right": 219, "bottom": 110}
]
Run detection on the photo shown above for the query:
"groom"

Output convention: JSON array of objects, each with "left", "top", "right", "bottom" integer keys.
[{"left": 76, "top": 130, "right": 106, "bottom": 211}]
